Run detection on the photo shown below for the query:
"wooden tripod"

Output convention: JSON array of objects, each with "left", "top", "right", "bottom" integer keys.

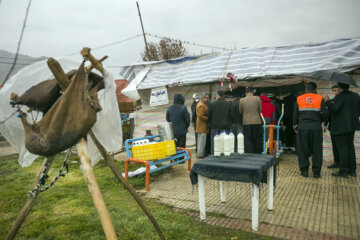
[{"left": 6, "top": 49, "right": 165, "bottom": 240}]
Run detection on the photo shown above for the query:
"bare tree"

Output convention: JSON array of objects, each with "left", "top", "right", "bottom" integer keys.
[{"left": 141, "top": 38, "right": 187, "bottom": 61}]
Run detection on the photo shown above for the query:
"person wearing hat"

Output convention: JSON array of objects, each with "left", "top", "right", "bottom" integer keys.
[
  {"left": 326, "top": 82, "right": 360, "bottom": 178},
  {"left": 239, "top": 87, "right": 263, "bottom": 153},
  {"left": 207, "top": 90, "right": 233, "bottom": 154},
  {"left": 324, "top": 85, "right": 340, "bottom": 169}
]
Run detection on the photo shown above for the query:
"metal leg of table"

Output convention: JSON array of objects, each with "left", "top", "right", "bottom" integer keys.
[
  {"left": 220, "top": 181, "right": 227, "bottom": 203},
  {"left": 252, "top": 183, "right": 259, "bottom": 231},
  {"left": 267, "top": 166, "right": 274, "bottom": 211},
  {"left": 198, "top": 175, "right": 206, "bottom": 220}
]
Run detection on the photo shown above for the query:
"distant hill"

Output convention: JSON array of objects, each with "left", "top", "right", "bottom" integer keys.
[{"left": 0, "top": 49, "right": 47, "bottom": 84}]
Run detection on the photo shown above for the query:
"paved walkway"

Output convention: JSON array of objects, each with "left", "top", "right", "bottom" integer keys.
[{"left": 139, "top": 152, "right": 360, "bottom": 240}]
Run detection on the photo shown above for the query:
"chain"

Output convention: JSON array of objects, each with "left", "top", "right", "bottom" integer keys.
[{"left": 27, "top": 149, "right": 72, "bottom": 197}]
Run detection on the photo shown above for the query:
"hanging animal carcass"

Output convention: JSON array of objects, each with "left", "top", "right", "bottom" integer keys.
[{"left": 13, "top": 62, "right": 103, "bottom": 156}]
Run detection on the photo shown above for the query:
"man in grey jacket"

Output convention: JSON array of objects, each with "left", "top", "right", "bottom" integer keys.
[{"left": 239, "top": 87, "right": 262, "bottom": 153}]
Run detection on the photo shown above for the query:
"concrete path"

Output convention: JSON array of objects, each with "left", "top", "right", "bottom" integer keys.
[{"left": 142, "top": 152, "right": 360, "bottom": 240}]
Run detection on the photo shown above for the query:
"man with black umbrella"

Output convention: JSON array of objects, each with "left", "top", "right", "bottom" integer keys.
[{"left": 326, "top": 82, "right": 360, "bottom": 178}]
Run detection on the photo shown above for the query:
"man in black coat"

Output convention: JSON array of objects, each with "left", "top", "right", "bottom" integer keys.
[
  {"left": 166, "top": 94, "right": 190, "bottom": 148},
  {"left": 327, "top": 82, "right": 360, "bottom": 178},
  {"left": 207, "top": 90, "right": 233, "bottom": 154},
  {"left": 325, "top": 85, "right": 340, "bottom": 169}
]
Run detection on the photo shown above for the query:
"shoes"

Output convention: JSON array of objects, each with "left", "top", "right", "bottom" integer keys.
[
  {"left": 327, "top": 163, "right": 339, "bottom": 169},
  {"left": 332, "top": 172, "right": 349, "bottom": 178},
  {"left": 301, "top": 171, "right": 309, "bottom": 178},
  {"left": 349, "top": 172, "right": 357, "bottom": 177},
  {"left": 313, "top": 174, "right": 320, "bottom": 178}
]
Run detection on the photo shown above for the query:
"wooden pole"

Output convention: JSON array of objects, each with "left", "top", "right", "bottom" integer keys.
[
  {"left": 76, "top": 139, "right": 118, "bottom": 240},
  {"left": 89, "top": 131, "right": 165, "bottom": 240},
  {"left": 136, "top": 1, "right": 150, "bottom": 60},
  {"left": 47, "top": 53, "right": 164, "bottom": 239},
  {"left": 6, "top": 156, "right": 56, "bottom": 240}
]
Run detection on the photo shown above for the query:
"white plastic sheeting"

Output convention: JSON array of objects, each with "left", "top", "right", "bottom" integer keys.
[
  {"left": 121, "top": 67, "right": 150, "bottom": 101},
  {"left": 0, "top": 57, "right": 122, "bottom": 167},
  {"left": 119, "top": 38, "right": 360, "bottom": 90}
]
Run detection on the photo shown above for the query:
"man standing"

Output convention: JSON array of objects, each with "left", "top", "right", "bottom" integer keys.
[
  {"left": 293, "top": 82, "right": 327, "bottom": 178},
  {"left": 191, "top": 94, "right": 200, "bottom": 150},
  {"left": 327, "top": 82, "right": 360, "bottom": 178},
  {"left": 196, "top": 93, "right": 210, "bottom": 158},
  {"left": 283, "top": 90, "right": 297, "bottom": 151},
  {"left": 325, "top": 85, "right": 340, "bottom": 169},
  {"left": 166, "top": 94, "right": 190, "bottom": 148},
  {"left": 208, "top": 91, "right": 233, "bottom": 154},
  {"left": 239, "top": 87, "right": 262, "bottom": 153}
]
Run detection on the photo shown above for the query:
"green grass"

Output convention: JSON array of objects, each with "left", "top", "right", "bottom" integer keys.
[{"left": 0, "top": 153, "right": 277, "bottom": 240}]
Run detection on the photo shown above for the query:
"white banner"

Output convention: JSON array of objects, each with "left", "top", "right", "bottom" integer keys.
[{"left": 150, "top": 87, "right": 169, "bottom": 106}]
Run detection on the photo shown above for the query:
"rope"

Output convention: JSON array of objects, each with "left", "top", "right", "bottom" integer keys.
[{"left": 27, "top": 149, "right": 72, "bottom": 197}]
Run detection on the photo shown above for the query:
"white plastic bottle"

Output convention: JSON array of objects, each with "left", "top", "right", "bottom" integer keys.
[
  {"left": 237, "top": 131, "right": 244, "bottom": 154},
  {"left": 214, "top": 133, "right": 221, "bottom": 156},
  {"left": 219, "top": 131, "right": 226, "bottom": 155},
  {"left": 224, "top": 132, "right": 231, "bottom": 156},
  {"left": 229, "top": 131, "right": 235, "bottom": 154}
]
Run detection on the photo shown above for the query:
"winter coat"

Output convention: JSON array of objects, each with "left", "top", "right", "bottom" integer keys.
[
  {"left": 260, "top": 95, "right": 275, "bottom": 124},
  {"left": 208, "top": 98, "right": 233, "bottom": 130},
  {"left": 239, "top": 96, "right": 262, "bottom": 125},
  {"left": 166, "top": 94, "right": 190, "bottom": 134},
  {"left": 191, "top": 100, "right": 199, "bottom": 123},
  {"left": 327, "top": 90, "right": 360, "bottom": 135},
  {"left": 196, "top": 100, "right": 209, "bottom": 133}
]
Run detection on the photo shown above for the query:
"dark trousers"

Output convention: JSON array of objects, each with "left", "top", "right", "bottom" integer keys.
[
  {"left": 192, "top": 122, "right": 197, "bottom": 151},
  {"left": 243, "top": 124, "right": 262, "bottom": 154},
  {"left": 296, "top": 129, "right": 323, "bottom": 175},
  {"left": 205, "top": 132, "right": 211, "bottom": 156},
  {"left": 330, "top": 133, "right": 339, "bottom": 165},
  {"left": 175, "top": 133, "right": 186, "bottom": 148},
  {"left": 284, "top": 119, "right": 295, "bottom": 147},
  {"left": 210, "top": 128, "right": 219, "bottom": 154},
  {"left": 333, "top": 131, "right": 356, "bottom": 174}
]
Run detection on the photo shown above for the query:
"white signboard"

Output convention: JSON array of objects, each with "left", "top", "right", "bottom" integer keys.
[{"left": 150, "top": 87, "right": 169, "bottom": 106}]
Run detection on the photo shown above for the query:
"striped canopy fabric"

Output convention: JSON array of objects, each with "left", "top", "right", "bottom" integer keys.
[{"left": 125, "top": 38, "right": 360, "bottom": 90}]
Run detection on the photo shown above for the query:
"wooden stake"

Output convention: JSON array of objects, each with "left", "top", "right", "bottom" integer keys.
[
  {"left": 76, "top": 139, "right": 117, "bottom": 240},
  {"left": 6, "top": 156, "right": 56, "bottom": 240},
  {"left": 89, "top": 130, "right": 166, "bottom": 240}
]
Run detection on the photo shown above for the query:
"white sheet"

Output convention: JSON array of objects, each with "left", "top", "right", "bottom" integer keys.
[{"left": 0, "top": 57, "right": 122, "bottom": 167}]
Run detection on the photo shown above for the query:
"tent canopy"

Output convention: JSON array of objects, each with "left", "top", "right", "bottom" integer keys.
[{"left": 120, "top": 38, "right": 360, "bottom": 99}]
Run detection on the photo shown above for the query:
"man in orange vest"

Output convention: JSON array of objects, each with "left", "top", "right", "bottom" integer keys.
[{"left": 293, "top": 82, "right": 328, "bottom": 178}]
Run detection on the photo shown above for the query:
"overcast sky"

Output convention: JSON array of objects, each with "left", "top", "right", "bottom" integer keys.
[{"left": 1, "top": 0, "right": 360, "bottom": 71}]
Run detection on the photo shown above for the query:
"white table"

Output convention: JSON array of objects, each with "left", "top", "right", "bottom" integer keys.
[{"left": 190, "top": 154, "right": 276, "bottom": 231}]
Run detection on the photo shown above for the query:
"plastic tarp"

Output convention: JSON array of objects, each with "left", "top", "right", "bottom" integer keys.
[
  {"left": 0, "top": 57, "right": 122, "bottom": 167},
  {"left": 121, "top": 66, "right": 150, "bottom": 101},
  {"left": 132, "top": 38, "right": 360, "bottom": 90}
]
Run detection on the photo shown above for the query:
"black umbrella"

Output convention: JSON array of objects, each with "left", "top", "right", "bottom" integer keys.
[{"left": 304, "top": 70, "right": 358, "bottom": 87}]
